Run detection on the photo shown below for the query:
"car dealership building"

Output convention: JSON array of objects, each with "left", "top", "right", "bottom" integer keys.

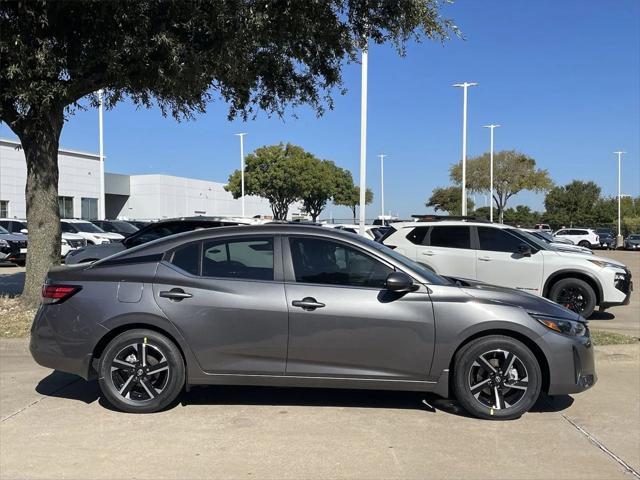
[{"left": 0, "top": 138, "right": 281, "bottom": 221}]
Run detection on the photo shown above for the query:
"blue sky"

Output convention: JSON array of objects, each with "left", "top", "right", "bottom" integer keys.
[{"left": 2, "top": 0, "right": 639, "bottom": 220}]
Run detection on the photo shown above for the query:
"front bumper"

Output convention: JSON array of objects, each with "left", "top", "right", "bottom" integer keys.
[{"left": 544, "top": 330, "right": 597, "bottom": 395}]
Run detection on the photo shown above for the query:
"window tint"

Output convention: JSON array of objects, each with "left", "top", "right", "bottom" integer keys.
[
  {"left": 289, "top": 237, "right": 393, "bottom": 288},
  {"left": 406, "top": 227, "right": 429, "bottom": 245},
  {"left": 61, "top": 222, "right": 76, "bottom": 233},
  {"left": 170, "top": 243, "right": 200, "bottom": 275},
  {"left": 202, "top": 237, "right": 274, "bottom": 281},
  {"left": 555, "top": 230, "right": 567, "bottom": 235},
  {"left": 429, "top": 226, "right": 471, "bottom": 249},
  {"left": 478, "top": 227, "right": 523, "bottom": 253},
  {"left": 575, "top": 230, "right": 588, "bottom": 235},
  {"left": 126, "top": 222, "right": 205, "bottom": 247}
]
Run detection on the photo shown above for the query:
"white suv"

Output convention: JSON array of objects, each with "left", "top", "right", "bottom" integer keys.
[
  {"left": 382, "top": 220, "right": 632, "bottom": 318},
  {"left": 61, "top": 219, "right": 124, "bottom": 245},
  {"left": 554, "top": 228, "right": 599, "bottom": 249}
]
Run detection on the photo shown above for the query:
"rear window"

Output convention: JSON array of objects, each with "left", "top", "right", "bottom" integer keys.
[
  {"left": 406, "top": 227, "right": 429, "bottom": 245},
  {"left": 429, "top": 226, "right": 471, "bottom": 249}
]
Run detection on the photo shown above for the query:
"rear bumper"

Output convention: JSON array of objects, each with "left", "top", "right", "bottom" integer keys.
[{"left": 29, "top": 306, "right": 95, "bottom": 380}]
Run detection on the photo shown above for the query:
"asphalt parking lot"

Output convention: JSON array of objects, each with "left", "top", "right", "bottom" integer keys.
[{"left": 0, "top": 251, "right": 638, "bottom": 479}]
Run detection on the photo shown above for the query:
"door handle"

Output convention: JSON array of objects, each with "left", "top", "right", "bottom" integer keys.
[
  {"left": 292, "top": 297, "right": 325, "bottom": 311},
  {"left": 422, "top": 250, "right": 435, "bottom": 256},
  {"left": 159, "top": 288, "right": 193, "bottom": 301},
  {"left": 478, "top": 256, "right": 492, "bottom": 261}
]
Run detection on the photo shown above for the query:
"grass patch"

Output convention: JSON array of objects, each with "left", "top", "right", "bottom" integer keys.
[
  {"left": 591, "top": 329, "right": 639, "bottom": 346},
  {"left": 0, "top": 297, "right": 36, "bottom": 338}
]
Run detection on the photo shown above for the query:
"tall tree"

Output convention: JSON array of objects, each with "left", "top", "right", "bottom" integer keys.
[
  {"left": 544, "top": 180, "right": 602, "bottom": 228},
  {"left": 426, "top": 186, "right": 475, "bottom": 216},
  {"left": 334, "top": 186, "right": 374, "bottom": 222},
  {"left": 299, "top": 159, "right": 353, "bottom": 222},
  {"left": 226, "top": 144, "right": 309, "bottom": 220},
  {"left": 450, "top": 150, "right": 553, "bottom": 223},
  {"left": 0, "top": 1, "right": 455, "bottom": 305}
]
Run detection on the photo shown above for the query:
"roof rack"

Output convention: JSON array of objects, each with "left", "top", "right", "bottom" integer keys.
[{"left": 410, "top": 214, "right": 492, "bottom": 223}]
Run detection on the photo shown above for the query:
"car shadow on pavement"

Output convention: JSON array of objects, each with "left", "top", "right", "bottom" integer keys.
[
  {"left": 0, "top": 271, "right": 25, "bottom": 296},
  {"left": 588, "top": 311, "right": 616, "bottom": 321},
  {"left": 35, "top": 372, "right": 574, "bottom": 417}
]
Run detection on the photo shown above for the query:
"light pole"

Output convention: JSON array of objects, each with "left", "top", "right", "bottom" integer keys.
[
  {"left": 482, "top": 124, "right": 500, "bottom": 222},
  {"left": 614, "top": 150, "right": 625, "bottom": 246},
  {"left": 98, "top": 89, "right": 105, "bottom": 220},
  {"left": 358, "top": 44, "right": 369, "bottom": 235},
  {"left": 378, "top": 154, "right": 386, "bottom": 222},
  {"left": 453, "top": 82, "right": 478, "bottom": 216},
  {"left": 235, "top": 133, "right": 247, "bottom": 217}
]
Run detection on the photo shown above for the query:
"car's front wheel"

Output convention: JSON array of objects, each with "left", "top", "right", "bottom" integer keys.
[
  {"left": 453, "top": 335, "right": 542, "bottom": 420},
  {"left": 548, "top": 278, "right": 596, "bottom": 318},
  {"left": 98, "top": 329, "right": 185, "bottom": 413}
]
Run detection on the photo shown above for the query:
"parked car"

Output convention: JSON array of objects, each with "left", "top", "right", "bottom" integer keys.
[
  {"left": 127, "top": 220, "right": 152, "bottom": 229},
  {"left": 382, "top": 220, "right": 632, "bottom": 318},
  {"left": 61, "top": 219, "right": 124, "bottom": 245},
  {"left": 0, "top": 225, "right": 27, "bottom": 265},
  {"left": 65, "top": 217, "right": 251, "bottom": 264},
  {"left": 625, "top": 234, "right": 640, "bottom": 250},
  {"left": 322, "top": 223, "right": 388, "bottom": 241},
  {"left": 0, "top": 218, "right": 86, "bottom": 258},
  {"left": 533, "top": 224, "right": 552, "bottom": 233},
  {"left": 553, "top": 228, "right": 600, "bottom": 249},
  {"left": 31, "top": 224, "right": 597, "bottom": 419},
  {"left": 92, "top": 220, "right": 139, "bottom": 237},
  {"left": 521, "top": 229, "right": 592, "bottom": 255},
  {"left": 594, "top": 228, "right": 615, "bottom": 249}
]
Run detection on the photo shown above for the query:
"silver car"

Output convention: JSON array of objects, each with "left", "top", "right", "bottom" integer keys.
[{"left": 30, "top": 225, "right": 596, "bottom": 420}]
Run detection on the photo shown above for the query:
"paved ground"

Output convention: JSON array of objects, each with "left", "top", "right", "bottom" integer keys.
[{"left": 1, "top": 338, "right": 638, "bottom": 479}]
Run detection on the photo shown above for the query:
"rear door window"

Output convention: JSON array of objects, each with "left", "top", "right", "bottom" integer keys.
[
  {"left": 406, "top": 227, "right": 429, "bottom": 245},
  {"left": 428, "top": 226, "right": 471, "bottom": 249},
  {"left": 477, "top": 227, "right": 523, "bottom": 253},
  {"left": 202, "top": 237, "right": 274, "bottom": 281}
]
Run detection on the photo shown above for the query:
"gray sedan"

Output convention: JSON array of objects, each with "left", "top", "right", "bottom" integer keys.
[{"left": 30, "top": 225, "right": 596, "bottom": 420}]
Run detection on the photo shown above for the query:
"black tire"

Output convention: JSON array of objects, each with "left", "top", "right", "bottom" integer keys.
[
  {"left": 98, "top": 329, "right": 185, "bottom": 413},
  {"left": 453, "top": 335, "right": 542, "bottom": 420},
  {"left": 548, "top": 277, "right": 596, "bottom": 318},
  {"left": 578, "top": 240, "right": 591, "bottom": 248}
]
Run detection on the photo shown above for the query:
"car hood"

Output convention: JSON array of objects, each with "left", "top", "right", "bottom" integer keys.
[
  {"left": 446, "top": 276, "right": 583, "bottom": 321},
  {"left": 627, "top": 239, "right": 640, "bottom": 244},
  {"left": 65, "top": 242, "right": 126, "bottom": 264},
  {"left": 61, "top": 233, "right": 85, "bottom": 240},
  {"left": 91, "top": 232, "right": 124, "bottom": 240},
  {"left": 549, "top": 243, "right": 593, "bottom": 254},
  {"left": 552, "top": 250, "right": 626, "bottom": 268},
  {"left": 0, "top": 233, "right": 28, "bottom": 242}
]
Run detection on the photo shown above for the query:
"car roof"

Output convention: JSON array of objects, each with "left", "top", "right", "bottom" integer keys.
[{"left": 390, "top": 220, "right": 511, "bottom": 229}]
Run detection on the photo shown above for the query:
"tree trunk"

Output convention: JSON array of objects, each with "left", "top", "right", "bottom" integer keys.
[
  {"left": 351, "top": 206, "right": 356, "bottom": 222},
  {"left": 14, "top": 109, "right": 64, "bottom": 306}
]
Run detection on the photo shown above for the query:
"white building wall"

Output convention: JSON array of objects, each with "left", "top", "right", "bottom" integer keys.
[{"left": 0, "top": 139, "right": 100, "bottom": 219}]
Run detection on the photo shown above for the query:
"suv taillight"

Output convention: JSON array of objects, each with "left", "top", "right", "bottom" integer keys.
[{"left": 41, "top": 284, "right": 81, "bottom": 304}]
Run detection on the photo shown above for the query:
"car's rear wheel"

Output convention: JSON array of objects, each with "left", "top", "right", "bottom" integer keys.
[
  {"left": 98, "top": 329, "right": 185, "bottom": 413},
  {"left": 578, "top": 240, "right": 591, "bottom": 248},
  {"left": 548, "top": 278, "right": 596, "bottom": 318},
  {"left": 453, "top": 335, "right": 542, "bottom": 420}
]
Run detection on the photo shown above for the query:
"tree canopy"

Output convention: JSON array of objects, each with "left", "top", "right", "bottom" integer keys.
[
  {"left": 426, "top": 186, "right": 475, "bottom": 216},
  {"left": 0, "top": 0, "right": 456, "bottom": 305},
  {"left": 450, "top": 150, "right": 553, "bottom": 223},
  {"left": 334, "top": 185, "right": 374, "bottom": 221}
]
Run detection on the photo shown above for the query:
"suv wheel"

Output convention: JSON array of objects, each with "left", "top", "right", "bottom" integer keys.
[
  {"left": 578, "top": 240, "right": 591, "bottom": 248},
  {"left": 548, "top": 278, "right": 596, "bottom": 318},
  {"left": 453, "top": 335, "right": 542, "bottom": 420},
  {"left": 98, "top": 329, "right": 185, "bottom": 413}
]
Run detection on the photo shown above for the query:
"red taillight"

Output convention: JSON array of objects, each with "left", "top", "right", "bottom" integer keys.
[{"left": 41, "top": 284, "right": 81, "bottom": 304}]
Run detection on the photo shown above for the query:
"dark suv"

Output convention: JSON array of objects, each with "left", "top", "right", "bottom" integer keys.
[
  {"left": 595, "top": 228, "right": 615, "bottom": 249},
  {"left": 92, "top": 220, "right": 139, "bottom": 237},
  {"left": 65, "top": 217, "right": 250, "bottom": 264}
]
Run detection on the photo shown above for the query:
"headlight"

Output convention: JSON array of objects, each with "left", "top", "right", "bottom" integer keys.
[
  {"left": 531, "top": 314, "right": 588, "bottom": 337},
  {"left": 587, "top": 259, "right": 622, "bottom": 269},
  {"left": 61, "top": 239, "right": 68, "bottom": 245},
  {"left": 0, "top": 239, "right": 8, "bottom": 247}
]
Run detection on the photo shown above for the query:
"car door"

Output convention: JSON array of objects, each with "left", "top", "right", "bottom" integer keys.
[
  {"left": 153, "top": 235, "right": 289, "bottom": 375},
  {"left": 283, "top": 235, "right": 435, "bottom": 380},
  {"left": 420, "top": 225, "right": 476, "bottom": 279},
  {"left": 475, "top": 227, "right": 544, "bottom": 295}
]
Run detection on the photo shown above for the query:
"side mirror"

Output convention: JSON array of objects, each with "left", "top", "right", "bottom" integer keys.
[
  {"left": 518, "top": 244, "right": 532, "bottom": 257},
  {"left": 385, "top": 271, "right": 416, "bottom": 293}
]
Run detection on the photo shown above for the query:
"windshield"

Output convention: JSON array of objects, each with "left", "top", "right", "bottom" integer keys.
[
  {"left": 529, "top": 230, "right": 553, "bottom": 243},
  {"left": 358, "top": 235, "right": 451, "bottom": 286},
  {"left": 509, "top": 229, "right": 548, "bottom": 250},
  {"left": 72, "top": 222, "right": 105, "bottom": 233},
  {"left": 0, "top": 226, "right": 8, "bottom": 234},
  {"left": 110, "top": 221, "right": 138, "bottom": 234},
  {"left": 629, "top": 235, "right": 640, "bottom": 240}
]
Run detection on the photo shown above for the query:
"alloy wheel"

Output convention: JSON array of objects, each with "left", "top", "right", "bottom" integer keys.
[
  {"left": 110, "top": 342, "right": 170, "bottom": 403},
  {"left": 468, "top": 349, "right": 529, "bottom": 410},
  {"left": 557, "top": 286, "right": 588, "bottom": 313}
]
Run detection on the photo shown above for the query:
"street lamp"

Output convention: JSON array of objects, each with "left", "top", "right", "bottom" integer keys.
[
  {"left": 482, "top": 124, "right": 500, "bottom": 222},
  {"left": 453, "top": 82, "right": 478, "bottom": 216},
  {"left": 98, "top": 89, "right": 105, "bottom": 220},
  {"left": 358, "top": 44, "right": 369, "bottom": 235},
  {"left": 378, "top": 154, "right": 387, "bottom": 222},
  {"left": 235, "top": 133, "right": 247, "bottom": 217},
  {"left": 614, "top": 150, "right": 625, "bottom": 246}
]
